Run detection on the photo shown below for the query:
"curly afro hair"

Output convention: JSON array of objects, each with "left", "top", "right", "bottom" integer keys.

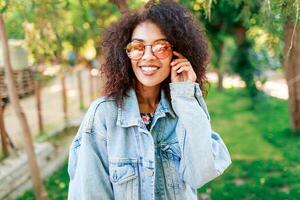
[{"left": 101, "top": 0, "right": 209, "bottom": 105}]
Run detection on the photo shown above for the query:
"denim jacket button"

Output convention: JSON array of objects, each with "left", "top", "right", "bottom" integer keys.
[{"left": 147, "top": 170, "right": 154, "bottom": 177}]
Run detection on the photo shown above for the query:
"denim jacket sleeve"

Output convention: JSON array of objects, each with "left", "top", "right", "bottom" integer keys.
[
  {"left": 67, "top": 99, "right": 113, "bottom": 200},
  {"left": 169, "top": 82, "right": 231, "bottom": 189}
]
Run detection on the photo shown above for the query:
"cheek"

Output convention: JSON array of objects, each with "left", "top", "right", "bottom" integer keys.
[
  {"left": 131, "top": 60, "right": 136, "bottom": 67},
  {"left": 162, "top": 57, "right": 172, "bottom": 70},
  {"left": 131, "top": 60, "right": 139, "bottom": 71}
]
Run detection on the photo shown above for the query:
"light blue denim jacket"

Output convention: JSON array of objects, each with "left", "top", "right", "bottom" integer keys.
[{"left": 68, "top": 82, "right": 231, "bottom": 200}]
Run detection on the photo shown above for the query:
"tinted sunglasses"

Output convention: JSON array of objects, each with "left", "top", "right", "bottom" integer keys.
[{"left": 125, "top": 40, "right": 173, "bottom": 60}]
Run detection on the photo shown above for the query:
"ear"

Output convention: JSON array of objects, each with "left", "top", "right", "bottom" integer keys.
[{"left": 171, "top": 53, "right": 178, "bottom": 61}]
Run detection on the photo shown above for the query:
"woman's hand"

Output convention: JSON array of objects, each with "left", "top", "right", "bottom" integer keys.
[{"left": 170, "top": 51, "right": 197, "bottom": 83}]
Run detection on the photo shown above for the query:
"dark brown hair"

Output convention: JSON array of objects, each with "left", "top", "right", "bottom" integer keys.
[{"left": 101, "top": 0, "right": 209, "bottom": 105}]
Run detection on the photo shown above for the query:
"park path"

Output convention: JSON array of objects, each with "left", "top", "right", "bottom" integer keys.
[
  {"left": 4, "top": 69, "right": 99, "bottom": 147},
  {"left": 207, "top": 71, "right": 288, "bottom": 100}
]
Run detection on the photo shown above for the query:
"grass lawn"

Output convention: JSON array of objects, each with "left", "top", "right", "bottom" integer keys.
[
  {"left": 16, "top": 86, "right": 300, "bottom": 199},
  {"left": 15, "top": 161, "right": 69, "bottom": 200},
  {"left": 199, "top": 86, "right": 300, "bottom": 199}
]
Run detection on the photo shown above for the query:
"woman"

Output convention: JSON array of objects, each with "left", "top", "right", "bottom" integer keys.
[{"left": 68, "top": 0, "right": 231, "bottom": 199}]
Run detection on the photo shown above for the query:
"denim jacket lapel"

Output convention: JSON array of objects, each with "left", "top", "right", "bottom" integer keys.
[
  {"left": 116, "top": 87, "right": 176, "bottom": 128},
  {"left": 116, "top": 88, "right": 141, "bottom": 127}
]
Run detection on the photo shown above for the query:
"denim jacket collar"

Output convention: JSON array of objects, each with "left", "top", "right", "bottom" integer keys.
[{"left": 117, "top": 87, "right": 176, "bottom": 128}]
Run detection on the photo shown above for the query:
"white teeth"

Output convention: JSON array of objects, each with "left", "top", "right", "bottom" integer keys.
[{"left": 141, "top": 66, "right": 158, "bottom": 71}]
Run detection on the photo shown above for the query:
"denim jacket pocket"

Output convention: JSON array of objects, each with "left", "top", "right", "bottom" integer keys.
[
  {"left": 110, "top": 163, "right": 137, "bottom": 184},
  {"left": 109, "top": 159, "right": 139, "bottom": 200}
]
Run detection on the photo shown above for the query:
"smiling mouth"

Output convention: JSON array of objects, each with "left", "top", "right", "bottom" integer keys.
[{"left": 139, "top": 65, "right": 160, "bottom": 76}]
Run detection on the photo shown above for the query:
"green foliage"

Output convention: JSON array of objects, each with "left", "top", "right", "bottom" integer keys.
[
  {"left": 128, "top": 0, "right": 147, "bottom": 10},
  {"left": 256, "top": 0, "right": 299, "bottom": 67},
  {"left": 260, "top": 0, "right": 299, "bottom": 28},
  {"left": 212, "top": 37, "right": 237, "bottom": 74},
  {"left": 182, "top": 0, "right": 262, "bottom": 27},
  {"left": 2, "top": 0, "right": 132, "bottom": 65},
  {"left": 182, "top": 0, "right": 264, "bottom": 98},
  {"left": 4, "top": 0, "right": 35, "bottom": 39},
  {"left": 0, "top": 0, "right": 9, "bottom": 13},
  {"left": 247, "top": 26, "right": 283, "bottom": 71},
  {"left": 181, "top": 0, "right": 290, "bottom": 100},
  {"left": 231, "top": 39, "right": 260, "bottom": 97},
  {"left": 67, "top": 0, "right": 120, "bottom": 57}
]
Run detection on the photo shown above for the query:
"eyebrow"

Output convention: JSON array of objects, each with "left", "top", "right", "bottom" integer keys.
[{"left": 131, "top": 38, "right": 168, "bottom": 42}]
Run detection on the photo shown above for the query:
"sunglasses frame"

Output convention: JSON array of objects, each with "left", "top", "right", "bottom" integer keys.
[{"left": 125, "top": 40, "right": 173, "bottom": 60}]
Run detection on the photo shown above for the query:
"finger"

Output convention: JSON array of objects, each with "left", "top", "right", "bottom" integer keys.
[
  {"left": 171, "top": 61, "right": 191, "bottom": 71},
  {"left": 170, "top": 63, "right": 179, "bottom": 82},
  {"left": 177, "top": 66, "right": 191, "bottom": 73},
  {"left": 173, "top": 51, "right": 185, "bottom": 59},
  {"left": 170, "top": 59, "right": 188, "bottom": 66}
]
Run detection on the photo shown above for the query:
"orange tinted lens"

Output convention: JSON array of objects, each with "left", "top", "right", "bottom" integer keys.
[
  {"left": 126, "top": 42, "right": 144, "bottom": 59},
  {"left": 152, "top": 41, "right": 172, "bottom": 59}
]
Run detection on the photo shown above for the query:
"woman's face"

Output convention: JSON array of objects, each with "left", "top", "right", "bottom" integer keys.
[{"left": 129, "top": 21, "right": 173, "bottom": 88}]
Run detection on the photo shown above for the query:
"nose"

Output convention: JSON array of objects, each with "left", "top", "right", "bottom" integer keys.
[{"left": 141, "top": 45, "right": 156, "bottom": 60}]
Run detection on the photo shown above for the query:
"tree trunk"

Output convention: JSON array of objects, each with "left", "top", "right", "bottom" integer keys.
[
  {"left": 77, "top": 70, "right": 84, "bottom": 110},
  {"left": 284, "top": 20, "right": 300, "bottom": 132},
  {"left": 0, "top": 14, "right": 47, "bottom": 200},
  {"left": 0, "top": 97, "right": 9, "bottom": 157},
  {"left": 217, "top": 70, "right": 224, "bottom": 91},
  {"left": 235, "top": 25, "right": 246, "bottom": 45},
  {"left": 61, "top": 72, "right": 68, "bottom": 122},
  {"left": 35, "top": 78, "right": 43, "bottom": 134},
  {"left": 0, "top": 91, "right": 16, "bottom": 156},
  {"left": 89, "top": 68, "right": 95, "bottom": 102},
  {"left": 216, "top": 42, "right": 224, "bottom": 91},
  {"left": 96, "top": 70, "right": 103, "bottom": 97},
  {"left": 109, "top": 0, "right": 128, "bottom": 14}
]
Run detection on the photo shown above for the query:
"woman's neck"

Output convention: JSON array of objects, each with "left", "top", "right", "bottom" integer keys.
[{"left": 135, "top": 83, "right": 161, "bottom": 113}]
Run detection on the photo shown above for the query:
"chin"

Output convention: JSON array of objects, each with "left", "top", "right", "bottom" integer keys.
[
  {"left": 135, "top": 77, "right": 165, "bottom": 88},
  {"left": 138, "top": 81, "right": 161, "bottom": 88}
]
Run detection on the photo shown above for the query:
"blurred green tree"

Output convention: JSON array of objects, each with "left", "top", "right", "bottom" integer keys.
[
  {"left": 183, "top": 0, "right": 300, "bottom": 132},
  {"left": 255, "top": 0, "right": 300, "bottom": 132},
  {"left": 181, "top": 0, "right": 262, "bottom": 97}
]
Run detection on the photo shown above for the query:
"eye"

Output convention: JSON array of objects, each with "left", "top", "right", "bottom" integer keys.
[
  {"left": 129, "top": 42, "right": 144, "bottom": 51},
  {"left": 153, "top": 41, "right": 171, "bottom": 52}
]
